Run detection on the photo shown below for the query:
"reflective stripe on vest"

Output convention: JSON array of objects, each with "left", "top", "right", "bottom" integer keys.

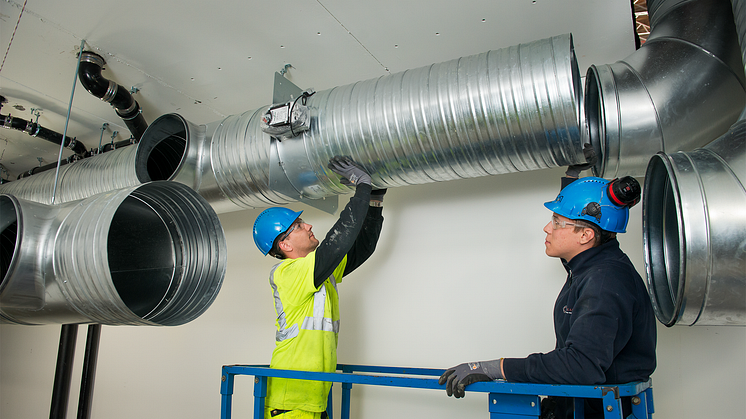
[{"left": 270, "top": 266, "right": 340, "bottom": 342}]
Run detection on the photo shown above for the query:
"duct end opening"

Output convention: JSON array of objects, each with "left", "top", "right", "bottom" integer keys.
[
  {"left": 584, "top": 66, "right": 606, "bottom": 177},
  {"left": 108, "top": 195, "right": 178, "bottom": 319},
  {"left": 643, "top": 154, "right": 684, "bottom": 327},
  {"left": 569, "top": 36, "right": 582, "bottom": 128},
  {"left": 135, "top": 114, "right": 189, "bottom": 183},
  {"left": 106, "top": 181, "right": 226, "bottom": 326},
  {"left": 0, "top": 195, "right": 44, "bottom": 314},
  {"left": 0, "top": 195, "right": 18, "bottom": 290}
]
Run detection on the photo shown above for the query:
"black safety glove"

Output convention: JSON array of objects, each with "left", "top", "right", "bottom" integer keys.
[
  {"left": 328, "top": 156, "right": 372, "bottom": 186},
  {"left": 438, "top": 360, "right": 503, "bottom": 398},
  {"left": 565, "top": 143, "right": 597, "bottom": 178}
]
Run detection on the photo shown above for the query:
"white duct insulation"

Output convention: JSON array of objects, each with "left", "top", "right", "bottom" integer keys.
[
  {"left": 642, "top": 0, "right": 746, "bottom": 327},
  {"left": 585, "top": 0, "right": 746, "bottom": 179},
  {"left": 0, "top": 181, "right": 227, "bottom": 326}
]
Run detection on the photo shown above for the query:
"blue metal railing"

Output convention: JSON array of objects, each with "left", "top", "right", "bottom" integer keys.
[{"left": 220, "top": 364, "right": 653, "bottom": 419}]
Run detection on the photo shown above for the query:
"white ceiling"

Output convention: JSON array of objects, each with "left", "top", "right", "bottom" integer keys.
[{"left": 0, "top": 0, "right": 636, "bottom": 181}]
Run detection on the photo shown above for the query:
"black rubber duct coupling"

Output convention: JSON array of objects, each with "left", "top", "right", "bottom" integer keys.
[
  {"left": 1, "top": 113, "right": 87, "bottom": 156},
  {"left": 78, "top": 51, "right": 148, "bottom": 140}
]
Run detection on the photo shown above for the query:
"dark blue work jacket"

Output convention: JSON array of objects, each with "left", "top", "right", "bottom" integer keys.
[{"left": 503, "top": 239, "right": 657, "bottom": 385}]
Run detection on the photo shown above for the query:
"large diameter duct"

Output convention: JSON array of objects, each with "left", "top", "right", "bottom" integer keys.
[
  {"left": 642, "top": 0, "right": 746, "bottom": 327},
  {"left": 136, "top": 34, "right": 583, "bottom": 212},
  {"left": 644, "top": 125, "right": 746, "bottom": 326},
  {"left": 585, "top": 0, "right": 746, "bottom": 178},
  {"left": 0, "top": 181, "right": 227, "bottom": 325},
  {"left": 0, "top": 34, "right": 582, "bottom": 212}
]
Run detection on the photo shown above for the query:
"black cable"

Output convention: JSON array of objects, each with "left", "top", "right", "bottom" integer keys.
[{"left": 288, "top": 91, "right": 315, "bottom": 138}]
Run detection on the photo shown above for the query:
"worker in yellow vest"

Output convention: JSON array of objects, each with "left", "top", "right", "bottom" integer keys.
[{"left": 253, "top": 156, "right": 386, "bottom": 419}]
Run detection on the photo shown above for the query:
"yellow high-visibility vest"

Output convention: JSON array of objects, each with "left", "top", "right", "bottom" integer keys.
[{"left": 266, "top": 251, "right": 347, "bottom": 412}]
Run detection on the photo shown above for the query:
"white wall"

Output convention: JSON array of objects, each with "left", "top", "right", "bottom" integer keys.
[{"left": 1, "top": 168, "right": 745, "bottom": 418}]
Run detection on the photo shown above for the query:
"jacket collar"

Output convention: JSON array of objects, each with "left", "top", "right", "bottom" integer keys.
[{"left": 562, "top": 238, "right": 621, "bottom": 274}]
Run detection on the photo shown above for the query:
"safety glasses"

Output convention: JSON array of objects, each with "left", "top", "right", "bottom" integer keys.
[
  {"left": 278, "top": 218, "right": 304, "bottom": 241},
  {"left": 551, "top": 215, "right": 577, "bottom": 230}
]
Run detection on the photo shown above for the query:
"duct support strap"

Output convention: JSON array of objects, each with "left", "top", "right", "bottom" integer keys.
[
  {"left": 0, "top": 181, "right": 227, "bottom": 325},
  {"left": 642, "top": 0, "right": 746, "bottom": 326},
  {"left": 136, "top": 34, "right": 584, "bottom": 212}
]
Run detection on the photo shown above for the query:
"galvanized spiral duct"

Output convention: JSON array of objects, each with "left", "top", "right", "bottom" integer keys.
[
  {"left": 0, "top": 181, "right": 227, "bottom": 325},
  {"left": 585, "top": 0, "right": 746, "bottom": 178},
  {"left": 1, "top": 34, "right": 582, "bottom": 212},
  {"left": 642, "top": 0, "right": 746, "bottom": 326},
  {"left": 136, "top": 34, "right": 583, "bottom": 211},
  {"left": 0, "top": 145, "right": 140, "bottom": 205}
]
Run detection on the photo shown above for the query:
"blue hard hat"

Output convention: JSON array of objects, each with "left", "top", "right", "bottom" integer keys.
[
  {"left": 253, "top": 207, "right": 303, "bottom": 255},
  {"left": 544, "top": 177, "right": 629, "bottom": 233}
]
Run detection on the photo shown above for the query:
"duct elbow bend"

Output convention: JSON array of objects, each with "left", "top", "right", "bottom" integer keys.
[
  {"left": 585, "top": 0, "right": 745, "bottom": 178},
  {"left": 78, "top": 51, "right": 148, "bottom": 140},
  {"left": 78, "top": 52, "right": 110, "bottom": 100}
]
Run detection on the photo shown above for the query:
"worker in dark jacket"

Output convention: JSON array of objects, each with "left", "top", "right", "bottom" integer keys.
[
  {"left": 253, "top": 156, "right": 385, "bottom": 419},
  {"left": 439, "top": 169, "right": 657, "bottom": 419}
]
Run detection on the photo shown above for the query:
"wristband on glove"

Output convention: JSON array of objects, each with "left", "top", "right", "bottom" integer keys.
[{"left": 370, "top": 188, "right": 387, "bottom": 204}]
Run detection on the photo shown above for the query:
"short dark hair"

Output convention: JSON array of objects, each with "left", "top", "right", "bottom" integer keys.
[
  {"left": 573, "top": 219, "right": 615, "bottom": 247},
  {"left": 268, "top": 235, "right": 287, "bottom": 259}
]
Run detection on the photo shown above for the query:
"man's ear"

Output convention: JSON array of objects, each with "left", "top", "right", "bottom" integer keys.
[
  {"left": 579, "top": 227, "right": 596, "bottom": 246},
  {"left": 278, "top": 240, "right": 292, "bottom": 253}
]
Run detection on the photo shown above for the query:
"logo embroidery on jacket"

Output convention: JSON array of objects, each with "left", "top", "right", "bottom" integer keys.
[{"left": 563, "top": 305, "right": 573, "bottom": 314}]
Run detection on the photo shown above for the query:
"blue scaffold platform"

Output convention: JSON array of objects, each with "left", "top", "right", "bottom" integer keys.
[{"left": 220, "top": 364, "right": 653, "bottom": 419}]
